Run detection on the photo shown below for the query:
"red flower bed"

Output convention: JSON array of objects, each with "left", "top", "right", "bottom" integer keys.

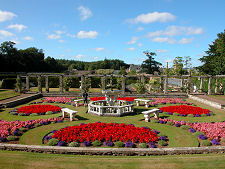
[
  {"left": 17, "top": 105, "right": 61, "bottom": 114},
  {"left": 89, "top": 97, "right": 106, "bottom": 101},
  {"left": 52, "top": 122, "right": 158, "bottom": 143},
  {"left": 160, "top": 105, "right": 210, "bottom": 116}
]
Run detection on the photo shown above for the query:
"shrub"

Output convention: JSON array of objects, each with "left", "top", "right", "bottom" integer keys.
[
  {"left": 46, "top": 111, "right": 53, "bottom": 115},
  {"left": 201, "top": 114, "right": 207, "bottom": 117},
  {"left": 48, "top": 138, "right": 59, "bottom": 146},
  {"left": 69, "top": 142, "right": 80, "bottom": 147},
  {"left": 173, "top": 113, "right": 180, "bottom": 116},
  {"left": 30, "top": 113, "right": 39, "bottom": 116},
  {"left": 7, "top": 136, "right": 18, "bottom": 141},
  {"left": 150, "top": 119, "right": 159, "bottom": 123},
  {"left": 180, "top": 125, "right": 191, "bottom": 130},
  {"left": 1, "top": 78, "right": 16, "bottom": 89},
  {"left": 18, "top": 113, "right": 25, "bottom": 116},
  {"left": 158, "top": 140, "right": 168, "bottom": 146},
  {"left": 139, "top": 143, "right": 148, "bottom": 148},
  {"left": 115, "top": 141, "right": 124, "bottom": 147},
  {"left": 92, "top": 140, "right": 102, "bottom": 147},
  {"left": 187, "top": 114, "right": 194, "bottom": 117},
  {"left": 201, "top": 140, "right": 212, "bottom": 146},
  {"left": 167, "top": 121, "right": 174, "bottom": 126},
  {"left": 19, "top": 127, "right": 27, "bottom": 132},
  {"left": 193, "top": 131, "right": 205, "bottom": 137}
]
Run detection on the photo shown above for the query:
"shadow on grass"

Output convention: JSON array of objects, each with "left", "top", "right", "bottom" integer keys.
[{"left": 75, "top": 115, "right": 89, "bottom": 121}]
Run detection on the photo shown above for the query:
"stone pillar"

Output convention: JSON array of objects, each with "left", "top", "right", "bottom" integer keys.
[
  {"left": 101, "top": 76, "right": 106, "bottom": 91},
  {"left": 181, "top": 77, "right": 184, "bottom": 91},
  {"left": 160, "top": 76, "right": 163, "bottom": 92},
  {"left": 45, "top": 76, "right": 49, "bottom": 93},
  {"left": 208, "top": 76, "right": 212, "bottom": 95},
  {"left": 164, "top": 75, "right": 168, "bottom": 94},
  {"left": 26, "top": 75, "right": 30, "bottom": 91},
  {"left": 141, "top": 75, "right": 145, "bottom": 83},
  {"left": 200, "top": 77, "right": 204, "bottom": 92},
  {"left": 81, "top": 75, "right": 85, "bottom": 92},
  {"left": 121, "top": 75, "right": 126, "bottom": 94},
  {"left": 187, "top": 75, "right": 191, "bottom": 94},
  {"left": 16, "top": 75, "right": 22, "bottom": 93},
  {"left": 37, "top": 75, "right": 42, "bottom": 93},
  {"left": 59, "top": 75, "right": 63, "bottom": 93},
  {"left": 215, "top": 78, "right": 218, "bottom": 94}
]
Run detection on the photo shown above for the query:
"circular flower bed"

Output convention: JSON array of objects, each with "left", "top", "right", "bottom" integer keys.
[
  {"left": 45, "top": 122, "right": 167, "bottom": 148},
  {"left": 90, "top": 97, "right": 135, "bottom": 102},
  {"left": 160, "top": 105, "right": 211, "bottom": 117},
  {"left": 10, "top": 105, "right": 61, "bottom": 116}
]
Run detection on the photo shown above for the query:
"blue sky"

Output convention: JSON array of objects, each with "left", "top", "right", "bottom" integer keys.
[{"left": 0, "top": 0, "right": 224, "bottom": 68}]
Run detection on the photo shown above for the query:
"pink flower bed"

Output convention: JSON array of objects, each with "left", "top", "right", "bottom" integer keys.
[
  {"left": 0, "top": 117, "right": 63, "bottom": 138},
  {"left": 149, "top": 98, "right": 191, "bottom": 105},
  {"left": 43, "top": 97, "right": 74, "bottom": 103}
]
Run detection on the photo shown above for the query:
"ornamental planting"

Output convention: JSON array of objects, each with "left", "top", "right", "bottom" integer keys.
[{"left": 15, "top": 105, "right": 61, "bottom": 115}]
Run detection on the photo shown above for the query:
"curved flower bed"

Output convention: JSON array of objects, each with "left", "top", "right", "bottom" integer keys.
[
  {"left": 52, "top": 122, "right": 158, "bottom": 143},
  {"left": 12, "top": 105, "right": 61, "bottom": 116},
  {"left": 160, "top": 105, "right": 210, "bottom": 116},
  {"left": 149, "top": 98, "right": 192, "bottom": 106},
  {"left": 0, "top": 117, "right": 63, "bottom": 140},
  {"left": 90, "top": 97, "right": 135, "bottom": 102},
  {"left": 43, "top": 97, "right": 74, "bottom": 103}
]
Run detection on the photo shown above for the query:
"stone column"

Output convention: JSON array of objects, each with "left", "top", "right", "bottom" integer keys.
[
  {"left": 81, "top": 75, "right": 85, "bottom": 92},
  {"left": 26, "top": 75, "right": 30, "bottom": 91},
  {"left": 141, "top": 75, "right": 145, "bottom": 83},
  {"left": 160, "top": 76, "right": 163, "bottom": 92},
  {"left": 37, "top": 75, "right": 42, "bottom": 93},
  {"left": 59, "top": 75, "right": 63, "bottom": 93},
  {"left": 180, "top": 76, "right": 184, "bottom": 91},
  {"left": 208, "top": 76, "right": 212, "bottom": 95},
  {"left": 45, "top": 76, "right": 49, "bottom": 93},
  {"left": 200, "top": 77, "right": 204, "bottom": 92},
  {"left": 215, "top": 78, "right": 218, "bottom": 94},
  {"left": 16, "top": 75, "right": 22, "bottom": 93},
  {"left": 164, "top": 75, "right": 168, "bottom": 94},
  {"left": 187, "top": 75, "right": 191, "bottom": 94},
  {"left": 101, "top": 76, "right": 106, "bottom": 91},
  {"left": 121, "top": 75, "right": 126, "bottom": 94}
]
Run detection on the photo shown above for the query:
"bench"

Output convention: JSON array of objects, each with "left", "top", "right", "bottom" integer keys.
[
  {"left": 134, "top": 99, "right": 151, "bottom": 108},
  {"left": 61, "top": 108, "right": 77, "bottom": 121},
  {"left": 74, "top": 99, "right": 84, "bottom": 107},
  {"left": 142, "top": 108, "right": 160, "bottom": 122}
]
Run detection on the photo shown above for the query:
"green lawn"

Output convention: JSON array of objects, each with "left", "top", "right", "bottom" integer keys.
[
  {"left": 0, "top": 89, "right": 20, "bottom": 101},
  {"left": 208, "top": 95, "right": 225, "bottom": 102},
  {"left": 29, "top": 87, "right": 102, "bottom": 93},
  {"left": 0, "top": 150, "right": 225, "bottom": 169}
]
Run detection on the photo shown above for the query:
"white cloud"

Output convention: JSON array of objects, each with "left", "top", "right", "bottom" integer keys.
[
  {"left": 178, "top": 38, "right": 194, "bottom": 44},
  {"left": 0, "top": 30, "right": 14, "bottom": 37},
  {"left": 138, "top": 43, "right": 143, "bottom": 47},
  {"left": 0, "top": 10, "right": 16, "bottom": 22},
  {"left": 66, "top": 33, "right": 76, "bottom": 38},
  {"left": 8, "top": 24, "right": 27, "bottom": 32},
  {"left": 47, "top": 34, "right": 61, "bottom": 39},
  {"left": 75, "top": 54, "right": 86, "bottom": 59},
  {"left": 58, "top": 39, "right": 65, "bottom": 43},
  {"left": 127, "top": 37, "right": 138, "bottom": 44},
  {"left": 55, "top": 30, "right": 65, "bottom": 35},
  {"left": 77, "top": 6, "right": 92, "bottom": 21},
  {"left": 127, "top": 47, "right": 136, "bottom": 51},
  {"left": 152, "top": 37, "right": 175, "bottom": 44},
  {"left": 128, "top": 12, "right": 175, "bottom": 24},
  {"left": 23, "top": 36, "right": 33, "bottom": 41},
  {"left": 156, "top": 49, "right": 168, "bottom": 53},
  {"left": 94, "top": 56, "right": 99, "bottom": 60},
  {"left": 137, "top": 27, "right": 144, "bottom": 31},
  {"left": 94, "top": 47, "right": 104, "bottom": 52},
  {"left": 147, "top": 26, "right": 204, "bottom": 37},
  {"left": 77, "top": 30, "right": 98, "bottom": 39}
]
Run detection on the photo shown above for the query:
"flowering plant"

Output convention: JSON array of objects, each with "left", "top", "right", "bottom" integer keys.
[
  {"left": 52, "top": 122, "right": 158, "bottom": 143},
  {"left": 17, "top": 105, "right": 61, "bottom": 115},
  {"left": 43, "top": 97, "right": 74, "bottom": 103},
  {"left": 160, "top": 105, "right": 210, "bottom": 116}
]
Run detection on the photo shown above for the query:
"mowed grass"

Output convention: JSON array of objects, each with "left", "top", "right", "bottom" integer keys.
[
  {"left": 0, "top": 150, "right": 225, "bottom": 169},
  {"left": 208, "top": 95, "right": 225, "bottom": 102},
  {"left": 0, "top": 89, "right": 19, "bottom": 101},
  {"left": 29, "top": 87, "right": 102, "bottom": 93}
]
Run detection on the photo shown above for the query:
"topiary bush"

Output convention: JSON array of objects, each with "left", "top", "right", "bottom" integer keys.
[
  {"left": 193, "top": 131, "right": 205, "bottom": 137},
  {"left": 158, "top": 140, "right": 168, "bottom": 146},
  {"left": 115, "top": 141, "right": 124, "bottom": 147},
  {"left": 139, "top": 143, "right": 148, "bottom": 148},
  {"left": 7, "top": 136, "right": 18, "bottom": 141},
  {"left": 92, "top": 140, "right": 102, "bottom": 147},
  {"left": 48, "top": 138, "right": 59, "bottom": 146},
  {"left": 46, "top": 111, "right": 53, "bottom": 115},
  {"left": 180, "top": 125, "right": 191, "bottom": 130},
  {"left": 201, "top": 140, "right": 212, "bottom": 146},
  {"left": 69, "top": 142, "right": 80, "bottom": 147}
]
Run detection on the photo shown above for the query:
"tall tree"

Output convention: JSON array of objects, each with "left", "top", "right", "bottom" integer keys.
[
  {"left": 198, "top": 30, "right": 225, "bottom": 75},
  {"left": 141, "top": 50, "right": 162, "bottom": 74}
]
